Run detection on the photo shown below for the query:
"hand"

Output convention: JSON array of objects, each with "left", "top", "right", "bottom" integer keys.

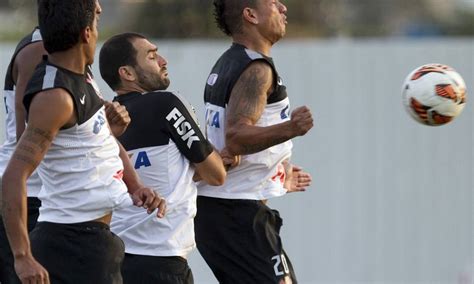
[
  {"left": 284, "top": 165, "right": 312, "bottom": 193},
  {"left": 220, "top": 147, "right": 240, "bottom": 170},
  {"left": 290, "top": 106, "right": 313, "bottom": 136},
  {"left": 130, "top": 187, "right": 167, "bottom": 218},
  {"left": 15, "top": 255, "right": 50, "bottom": 284},
  {"left": 104, "top": 101, "right": 130, "bottom": 137}
]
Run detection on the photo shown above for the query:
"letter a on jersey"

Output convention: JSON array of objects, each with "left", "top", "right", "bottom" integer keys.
[{"left": 134, "top": 151, "right": 151, "bottom": 169}]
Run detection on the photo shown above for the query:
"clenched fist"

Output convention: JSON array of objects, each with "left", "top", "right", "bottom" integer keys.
[
  {"left": 290, "top": 106, "right": 313, "bottom": 136},
  {"left": 104, "top": 101, "right": 131, "bottom": 137}
]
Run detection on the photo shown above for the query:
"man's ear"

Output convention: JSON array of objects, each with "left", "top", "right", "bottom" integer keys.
[
  {"left": 81, "top": 26, "right": 92, "bottom": 43},
  {"left": 118, "top": 66, "right": 136, "bottom": 82},
  {"left": 243, "top": 7, "right": 258, "bottom": 25}
]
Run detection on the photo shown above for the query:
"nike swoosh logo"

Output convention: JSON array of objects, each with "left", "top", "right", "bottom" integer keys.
[{"left": 80, "top": 94, "right": 86, "bottom": 105}]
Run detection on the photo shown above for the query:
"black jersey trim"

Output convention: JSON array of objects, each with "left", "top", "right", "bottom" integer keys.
[
  {"left": 115, "top": 91, "right": 213, "bottom": 164},
  {"left": 204, "top": 43, "right": 288, "bottom": 108},
  {"left": 24, "top": 59, "right": 103, "bottom": 125}
]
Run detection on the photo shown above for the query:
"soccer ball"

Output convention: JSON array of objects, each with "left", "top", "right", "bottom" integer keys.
[{"left": 402, "top": 63, "right": 467, "bottom": 126}]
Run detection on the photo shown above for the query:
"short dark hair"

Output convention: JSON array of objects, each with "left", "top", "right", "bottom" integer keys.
[
  {"left": 38, "top": 0, "right": 96, "bottom": 53},
  {"left": 214, "top": 0, "right": 257, "bottom": 36},
  {"left": 99, "top": 33, "right": 146, "bottom": 91}
]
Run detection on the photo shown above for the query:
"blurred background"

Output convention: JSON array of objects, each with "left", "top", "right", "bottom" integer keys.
[
  {"left": 0, "top": 0, "right": 473, "bottom": 39},
  {"left": 0, "top": 1, "right": 472, "bottom": 284}
]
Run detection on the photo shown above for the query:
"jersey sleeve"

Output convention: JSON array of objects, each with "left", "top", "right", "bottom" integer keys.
[{"left": 164, "top": 93, "right": 213, "bottom": 163}]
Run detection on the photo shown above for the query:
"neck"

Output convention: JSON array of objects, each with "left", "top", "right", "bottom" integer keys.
[
  {"left": 48, "top": 46, "right": 88, "bottom": 74},
  {"left": 233, "top": 32, "right": 272, "bottom": 56},
  {"left": 115, "top": 84, "right": 147, "bottom": 96}
]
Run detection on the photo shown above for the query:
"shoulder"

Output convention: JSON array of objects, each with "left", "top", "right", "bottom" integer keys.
[
  {"left": 28, "top": 88, "right": 74, "bottom": 117},
  {"left": 145, "top": 90, "right": 191, "bottom": 107},
  {"left": 239, "top": 60, "right": 273, "bottom": 83},
  {"left": 15, "top": 42, "right": 46, "bottom": 67},
  {"left": 24, "top": 62, "right": 77, "bottom": 111}
]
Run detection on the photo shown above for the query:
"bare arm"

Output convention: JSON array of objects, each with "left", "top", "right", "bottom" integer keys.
[
  {"left": 2, "top": 88, "right": 75, "bottom": 283},
  {"left": 117, "top": 141, "right": 166, "bottom": 218},
  {"left": 194, "top": 150, "right": 226, "bottom": 186},
  {"left": 225, "top": 61, "right": 313, "bottom": 155},
  {"left": 13, "top": 42, "right": 47, "bottom": 141}
]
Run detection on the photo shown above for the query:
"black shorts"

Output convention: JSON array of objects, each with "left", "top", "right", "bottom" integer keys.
[
  {"left": 195, "top": 196, "right": 297, "bottom": 284},
  {"left": 0, "top": 197, "right": 41, "bottom": 284},
  {"left": 121, "top": 253, "right": 193, "bottom": 284},
  {"left": 30, "top": 221, "right": 124, "bottom": 284}
]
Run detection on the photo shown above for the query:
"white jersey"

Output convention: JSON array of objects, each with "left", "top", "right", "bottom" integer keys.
[
  {"left": 198, "top": 43, "right": 292, "bottom": 200},
  {"left": 0, "top": 27, "right": 43, "bottom": 196},
  {"left": 110, "top": 91, "right": 213, "bottom": 257},
  {"left": 23, "top": 59, "right": 131, "bottom": 223}
]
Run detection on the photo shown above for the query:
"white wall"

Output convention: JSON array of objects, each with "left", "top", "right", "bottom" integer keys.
[{"left": 1, "top": 38, "right": 472, "bottom": 284}]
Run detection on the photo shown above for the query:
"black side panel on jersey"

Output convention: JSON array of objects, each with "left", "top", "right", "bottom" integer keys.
[
  {"left": 23, "top": 59, "right": 103, "bottom": 125},
  {"left": 203, "top": 43, "right": 288, "bottom": 107},
  {"left": 4, "top": 27, "right": 42, "bottom": 91},
  {"left": 114, "top": 91, "right": 213, "bottom": 164}
]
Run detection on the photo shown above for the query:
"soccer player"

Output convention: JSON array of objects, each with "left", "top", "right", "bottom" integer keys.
[
  {"left": 1, "top": 1, "right": 164, "bottom": 283},
  {"left": 0, "top": 17, "right": 130, "bottom": 284},
  {"left": 195, "top": 0, "right": 314, "bottom": 283},
  {"left": 99, "top": 32, "right": 227, "bottom": 284}
]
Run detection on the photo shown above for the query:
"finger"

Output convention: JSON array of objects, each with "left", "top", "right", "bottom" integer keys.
[
  {"left": 30, "top": 275, "right": 39, "bottom": 284},
  {"left": 293, "top": 187, "right": 306, "bottom": 192},
  {"left": 298, "top": 175, "right": 312, "bottom": 184},
  {"left": 33, "top": 274, "right": 41, "bottom": 284},
  {"left": 110, "top": 114, "right": 125, "bottom": 125},
  {"left": 105, "top": 103, "right": 123, "bottom": 114},
  {"left": 142, "top": 191, "right": 156, "bottom": 209},
  {"left": 298, "top": 172, "right": 311, "bottom": 179},
  {"left": 105, "top": 102, "right": 122, "bottom": 114},
  {"left": 288, "top": 187, "right": 305, "bottom": 193},
  {"left": 37, "top": 272, "right": 48, "bottom": 284},
  {"left": 300, "top": 116, "right": 314, "bottom": 124},
  {"left": 297, "top": 177, "right": 312, "bottom": 185},
  {"left": 294, "top": 106, "right": 309, "bottom": 112},
  {"left": 147, "top": 196, "right": 162, "bottom": 214},
  {"left": 232, "top": 155, "right": 241, "bottom": 167},
  {"left": 292, "top": 165, "right": 302, "bottom": 172},
  {"left": 222, "top": 157, "right": 235, "bottom": 165},
  {"left": 21, "top": 276, "right": 30, "bottom": 284},
  {"left": 156, "top": 199, "right": 167, "bottom": 218},
  {"left": 105, "top": 106, "right": 119, "bottom": 118},
  {"left": 44, "top": 270, "right": 50, "bottom": 284},
  {"left": 131, "top": 193, "right": 144, "bottom": 207},
  {"left": 297, "top": 182, "right": 311, "bottom": 188}
]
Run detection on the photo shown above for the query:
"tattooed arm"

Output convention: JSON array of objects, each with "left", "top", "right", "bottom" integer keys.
[
  {"left": 2, "top": 88, "right": 75, "bottom": 284},
  {"left": 225, "top": 61, "right": 313, "bottom": 155}
]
